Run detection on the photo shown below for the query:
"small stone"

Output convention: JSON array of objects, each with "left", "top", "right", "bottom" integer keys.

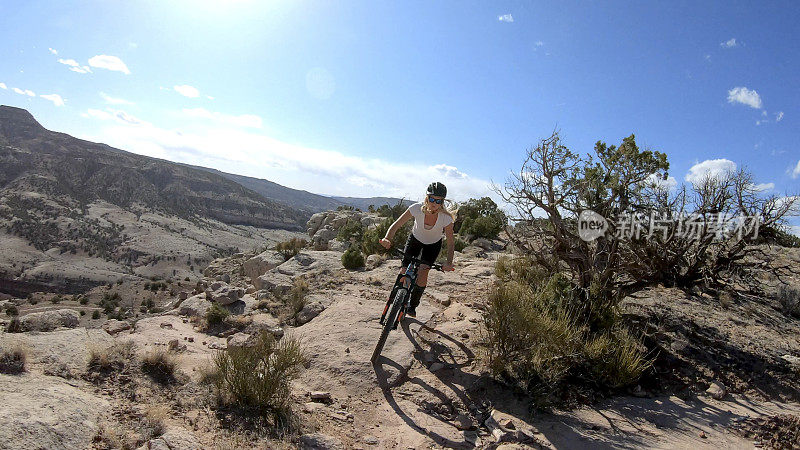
[
  {"left": 363, "top": 435, "right": 379, "bottom": 445},
  {"left": 441, "top": 298, "right": 451, "bottom": 307},
  {"left": 454, "top": 413, "right": 475, "bottom": 430},
  {"left": 706, "top": 382, "right": 727, "bottom": 400},
  {"left": 700, "top": 431, "right": 707, "bottom": 439},
  {"left": 208, "top": 342, "right": 224, "bottom": 350},
  {"left": 310, "top": 391, "right": 333, "bottom": 403},
  {"left": 188, "top": 337, "right": 194, "bottom": 343},
  {"left": 461, "top": 333, "right": 469, "bottom": 339},
  {"left": 345, "top": 347, "right": 350, "bottom": 353},
  {"left": 160, "top": 322, "right": 173, "bottom": 329}
]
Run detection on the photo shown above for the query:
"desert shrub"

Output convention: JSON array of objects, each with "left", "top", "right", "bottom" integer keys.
[
  {"left": 375, "top": 200, "right": 407, "bottom": 219},
  {"left": 289, "top": 278, "right": 309, "bottom": 315},
  {"left": 484, "top": 256, "right": 651, "bottom": 401},
  {"left": 92, "top": 310, "right": 101, "bottom": 319},
  {"left": 214, "top": 331, "right": 306, "bottom": 417},
  {"left": 51, "top": 294, "right": 62, "bottom": 304},
  {"left": 88, "top": 341, "right": 135, "bottom": 374},
  {"left": 498, "top": 131, "right": 799, "bottom": 330},
  {"left": 341, "top": 247, "right": 365, "bottom": 270},
  {"left": 778, "top": 285, "right": 800, "bottom": 318},
  {"left": 80, "top": 310, "right": 86, "bottom": 316},
  {"left": 79, "top": 296, "right": 89, "bottom": 305},
  {"left": 275, "top": 238, "right": 307, "bottom": 261},
  {"left": 336, "top": 220, "right": 364, "bottom": 242},
  {"left": 437, "top": 236, "right": 468, "bottom": 262},
  {"left": 361, "top": 217, "right": 411, "bottom": 256},
  {"left": 456, "top": 197, "right": 507, "bottom": 240},
  {"left": 4, "top": 304, "right": 18, "bottom": 316},
  {"left": 141, "top": 349, "right": 179, "bottom": 384},
  {"left": 206, "top": 303, "right": 230, "bottom": 327},
  {"left": 0, "top": 346, "right": 27, "bottom": 374}
]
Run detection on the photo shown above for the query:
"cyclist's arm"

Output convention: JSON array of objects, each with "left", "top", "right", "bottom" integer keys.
[
  {"left": 444, "top": 223, "right": 455, "bottom": 266},
  {"left": 383, "top": 209, "right": 413, "bottom": 243}
]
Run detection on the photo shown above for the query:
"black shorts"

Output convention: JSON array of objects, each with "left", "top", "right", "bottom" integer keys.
[{"left": 402, "top": 234, "right": 442, "bottom": 267}]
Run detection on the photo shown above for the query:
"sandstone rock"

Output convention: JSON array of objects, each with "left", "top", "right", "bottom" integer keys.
[
  {"left": 327, "top": 239, "right": 348, "bottom": 252},
  {"left": 460, "top": 246, "right": 487, "bottom": 258},
  {"left": 243, "top": 251, "right": 285, "bottom": 283},
  {"left": 179, "top": 291, "right": 189, "bottom": 301},
  {"left": 137, "top": 426, "right": 202, "bottom": 450},
  {"left": 227, "top": 332, "right": 255, "bottom": 349},
  {"left": 706, "top": 382, "right": 727, "bottom": 400},
  {"left": 102, "top": 319, "right": 131, "bottom": 335},
  {"left": 310, "top": 391, "right": 333, "bottom": 402},
  {"left": 300, "top": 433, "right": 344, "bottom": 450},
  {"left": 472, "top": 238, "right": 494, "bottom": 250},
  {"left": 0, "top": 328, "right": 114, "bottom": 375},
  {"left": 454, "top": 413, "right": 475, "bottom": 430},
  {"left": 0, "top": 373, "right": 109, "bottom": 450},
  {"left": 297, "top": 302, "right": 326, "bottom": 325},
  {"left": 255, "top": 272, "right": 294, "bottom": 293},
  {"left": 366, "top": 254, "right": 383, "bottom": 270},
  {"left": 18, "top": 309, "right": 79, "bottom": 332},
  {"left": 363, "top": 435, "right": 380, "bottom": 445},
  {"left": 179, "top": 294, "right": 212, "bottom": 317}
]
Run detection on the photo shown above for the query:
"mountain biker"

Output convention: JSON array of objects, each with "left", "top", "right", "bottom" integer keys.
[{"left": 379, "top": 182, "right": 456, "bottom": 317}]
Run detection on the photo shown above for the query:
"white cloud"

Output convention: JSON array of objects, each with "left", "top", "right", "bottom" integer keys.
[
  {"left": 81, "top": 121, "right": 493, "bottom": 200},
  {"left": 40, "top": 94, "right": 65, "bottom": 106},
  {"left": 206, "top": 95, "right": 215, "bottom": 100},
  {"left": 174, "top": 85, "right": 200, "bottom": 98},
  {"left": 685, "top": 159, "right": 737, "bottom": 184},
  {"left": 100, "top": 92, "right": 134, "bottom": 105},
  {"left": 85, "top": 108, "right": 148, "bottom": 126},
  {"left": 793, "top": 160, "right": 800, "bottom": 179},
  {"left": 88, "top": 55, "right": 130, "bottom": 74},
  {"left": 762, "top": 110, "right": 767, "bottom": 117},
  {"left": 181, "top": 108, "right": 262, "bottom": 129},
  {"left": 646, "top": 173, "right": 678, "bottom": 190},
  {"left": 13, "top": 87, "right": 35, "bottom": 97},
  {"left": 776, "top": 111, "right": 784, "bottom": 122},
  {"left": 720, "top": 38, "right": 738, "bottom": 48},
  {"left": 58, "top": 58, "right": 92, "bottom": 73},
  {"left": 0, "top": 83, "right": 6, "bottom": 89},
  {"left": 727, "top": 86, "right": 762, "bottom": 109},
  {"left": 754, "top": 182, "right": 774, "bottom": 192},
  {"left": 498, "top": 14, "right": 514, "bottom": 22},
  {"left": 48, "top": 48, "right": 58, "bottom": 55},
  {"left": 57, "top": 58, "right": 79, "bottom": 67},
  {"left": 704, "top": 54, "right": 711, "bottom": 61}
]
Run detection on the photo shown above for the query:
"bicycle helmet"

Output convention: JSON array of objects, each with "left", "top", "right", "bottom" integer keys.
[{"left": 427, "top": 182, "right": 447, "bottom": 198}]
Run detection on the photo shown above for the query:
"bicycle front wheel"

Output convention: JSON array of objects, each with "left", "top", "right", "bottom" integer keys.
[{"left": 371, "top": 287, "right": 407, "bottom": 362}]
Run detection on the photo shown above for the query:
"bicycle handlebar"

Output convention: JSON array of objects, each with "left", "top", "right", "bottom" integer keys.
[{"left": 392, "top": 248, "right": 444, "bottom": 271}]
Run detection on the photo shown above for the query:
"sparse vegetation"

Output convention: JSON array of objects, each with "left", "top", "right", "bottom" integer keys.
[
  {"left": 206, "top": 303, "right": 231, "bottom": 327},
  {"left": 289, "top": 278, "right": 309, "bottom": 315},
  {"left": 0, "top": 345, "right": 27, "bottom": 374},
  {"left": 455, "top": 197, "right": 507, "bottom": 240},
  {"left": 778, "top": 285, "right": 800, "bottom": 318},
  {"left": 141, "top": 349, "right": 179, "bottom": 384},
  {"left": 361, "top": 216, "right": 411, "bottom": 256},
  {"left": 483, "top": 256, "right": 652, "bottom": 404},
  {"left": 341, "top": 246, "right": 365, "bottom": 270},
  {"left": 214, "top": 331, "right": 306, "bottom": 419},
  {"left": 88, "top": 342, "right": 135, "bottom": 374},
  {"left": 275, "top": 238, "right": 307, "bottom": 261},
  {"left": 4, "top": 304, "right": 19, "bottom": 316},
  {"left": 92, "top": 310, "right": 101, "bottom": 319}
]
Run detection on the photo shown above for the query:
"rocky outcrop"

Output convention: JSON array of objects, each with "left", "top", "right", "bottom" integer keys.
[
  {"left": 306, "top": 210, "right": 382, "bottom": 250},
  {"left": 242, "top": 250, "right": 285, "bottom": 284},
  {"left": 0, "top": 373, "right": 110, "bottom": 450},
  {"left": 17, "top": 309, "right": 79, "bottom": 332},
  {"left": 178, "top": 294, "right": 213, "bottom": 317}
]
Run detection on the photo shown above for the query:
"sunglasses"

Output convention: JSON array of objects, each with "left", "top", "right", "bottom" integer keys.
[{"left": 427, "top": 196, "right": 444, "bottom": 204}]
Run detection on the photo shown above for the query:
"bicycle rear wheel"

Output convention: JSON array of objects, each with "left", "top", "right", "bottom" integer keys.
[{"left": 371, "top": 287, "right": 407, "bottom": 362}]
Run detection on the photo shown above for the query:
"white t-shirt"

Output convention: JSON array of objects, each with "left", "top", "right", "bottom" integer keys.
[{"left": 408, "top": 202, "right": 453, "bottom": 244}]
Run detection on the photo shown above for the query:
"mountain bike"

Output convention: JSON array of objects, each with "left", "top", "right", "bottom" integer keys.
[{"left": 371, "top": 249, "right": 443, "bottom": 362}]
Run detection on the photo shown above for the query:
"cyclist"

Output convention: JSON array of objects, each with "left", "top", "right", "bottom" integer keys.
[{"left": 379, "top": 182, "right": 456, "bottom": 317}]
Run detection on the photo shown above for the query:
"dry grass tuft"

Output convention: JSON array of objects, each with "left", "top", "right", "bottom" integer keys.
[
  {"left": 141, "top": 348, "right": 179, "bottom": 384},
  {"left": 0, "top": 345, "right": 27, "bottom": 374},
  {"left": 87, "top": 341, "right": 135, "bottom": 374}
]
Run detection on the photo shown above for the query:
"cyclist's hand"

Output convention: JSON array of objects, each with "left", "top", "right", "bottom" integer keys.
[
  {"left": 442, "top": 263, "right": 455, "bottom": 272},
  {"left": 379, "top": 238, "right": 392, "bottom": 249}
]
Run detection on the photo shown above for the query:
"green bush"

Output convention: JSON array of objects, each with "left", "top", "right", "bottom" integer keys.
[
  {"left": 275, "top": 238, "right": 307, "bottom": 261},
  {"left": 214, "top": 331, "right": 306, "bottom": 417},
  {"left": 341, "top": 247, "right": 365, "bottom": 270},
  {"left": 206, "top": 303, "right": 230, "bottom": 327},
  {"left": 484, "top": 256, "right": 651, "bottom": 403},
  {"left": 4, "top": 304, "right": 19, "bottom": 316},
  {"left": 336, "top": 220, "right": 364, "bottom": 243},
  {"left": 92, "top": 310, "right": 101, "bottom": 319},
  {"left": 456, "top": 197, "right": 507, "bottom": 240},
  {"left": 361, "top": 217, "right": 411, "bottom": 256}
]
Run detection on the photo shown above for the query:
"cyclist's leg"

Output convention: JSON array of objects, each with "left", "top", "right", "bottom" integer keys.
[{"left": 409, "top": 238, "right": 442, "bottom": 313}]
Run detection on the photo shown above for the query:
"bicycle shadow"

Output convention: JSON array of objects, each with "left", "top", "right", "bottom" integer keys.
[{"left": 371, "top": 318, "right": 484, "bottom": 449}]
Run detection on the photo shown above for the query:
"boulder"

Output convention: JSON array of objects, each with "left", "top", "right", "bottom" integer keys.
[
  {"left": 365, "top": 254, "right": 383, "bottom": 270},
  {"left": 178, "top": 294, "right": 212, "bottom": 317},
  {"left": 255, "top": 272, "right": 294, "bottom": 294},
  {"left": 242, "top": 251, "right": 285, "bottom": 284},
  {"left": 102, "top": 319, "right": 131, "bottom": 335},
  {"left": 327, "top": 239, "right": 348, "bottom": 252},
  {"left": 299, "top": 433, "right": 344, "bottom": 450},
  {"left": 18, "top": 309, "right": 79, "bottom": 332},
  {"left": 296, "top": 302, "right": 326, "bottom": 325},
  {"left": 0, "top": 373, "right": 110, "bottom": 450},
  {"left": 205, "top": 283, "right": 244, "bottom": 306},
  {"left": 706, "top": 382, "right": 727, "bottom": 400},
  {"left": 136, "top": 426, "right": 201, "bottom": 450},
  {"left": 227, "top": 332, "right": 255, "bottom": 349}
]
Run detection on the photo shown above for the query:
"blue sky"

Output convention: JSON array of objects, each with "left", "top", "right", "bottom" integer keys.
[{"left": 1, "top": 1, "right": 798, "bottom": 228}]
